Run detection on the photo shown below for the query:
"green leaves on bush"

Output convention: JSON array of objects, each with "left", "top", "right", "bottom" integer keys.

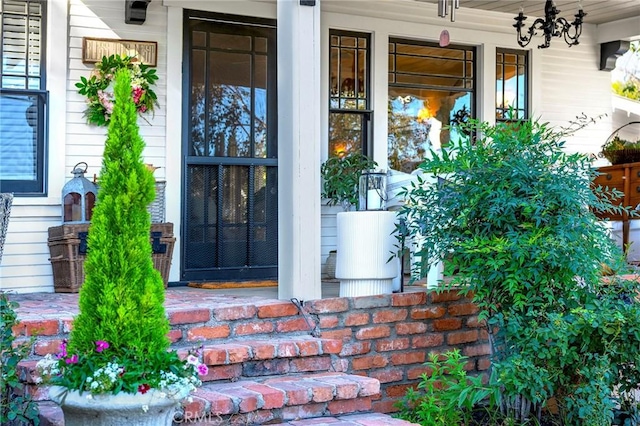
[{"left": 320, "top": 153, "right": 377, "bottom": 211}]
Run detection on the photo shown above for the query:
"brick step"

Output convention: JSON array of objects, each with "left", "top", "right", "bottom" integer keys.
[
  {"left": 179, "top": 372, "right": 381, "bottom": 424},
  {"left": 185, "top": 336, "right": 344, "bottom": 382},
  {"left": 272, "top": 413, "right": 419, "bottom": 425}
]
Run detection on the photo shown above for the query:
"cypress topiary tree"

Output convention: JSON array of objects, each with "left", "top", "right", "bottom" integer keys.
[{"left": 68, "top": 68, "right": 169, "bottom": 359}]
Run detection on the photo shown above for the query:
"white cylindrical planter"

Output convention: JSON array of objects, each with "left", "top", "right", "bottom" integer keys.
[{"left": 335, "top": 211, "right": 399, "bottom": 297}]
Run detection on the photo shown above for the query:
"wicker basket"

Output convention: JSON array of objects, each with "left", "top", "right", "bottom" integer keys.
[
  {"left": 601, "top": 148, "right": 640, "bottom": 165},
  {"left": 48, "top": 223, "right": 175, "bottom": 292}
]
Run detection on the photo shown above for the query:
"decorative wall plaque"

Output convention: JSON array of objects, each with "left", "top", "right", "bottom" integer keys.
[{"left": 82, "top": 37, "right": 157, "bottom": 67}]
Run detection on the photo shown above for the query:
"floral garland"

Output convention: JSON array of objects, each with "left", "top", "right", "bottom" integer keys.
[{"left": 75, "top": 54, "right": 159, "bottom": 126}]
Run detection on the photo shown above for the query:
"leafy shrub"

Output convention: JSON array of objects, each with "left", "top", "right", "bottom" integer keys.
[
  {"left": 0, "top": 292, "right": 39, "bottom": 425},
  {"left": 321, "top": 152, "right": 377, "bottom": 211},
  {"left": 397, "top": 116, "right": 640, "bottom": 423},
  {"left": 394, "top": 349, "right": 496, "bottom": 425}
]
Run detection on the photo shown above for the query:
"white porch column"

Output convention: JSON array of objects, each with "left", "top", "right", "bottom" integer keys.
[{"left": 277, "top": 0, "right": 322, "bottom": 300}]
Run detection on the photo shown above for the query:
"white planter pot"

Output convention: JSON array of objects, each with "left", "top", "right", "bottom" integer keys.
[
  {"left": 49, "top": 386, "right": 188, "bottom": 426},
  {"left": 335, "top": 211, "right": 399, "bottom": 297}
]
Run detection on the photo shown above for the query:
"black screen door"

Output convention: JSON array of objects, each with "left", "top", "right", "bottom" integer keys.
[{"left": 182, "top": 12, "right": 277, "bottom": 282}]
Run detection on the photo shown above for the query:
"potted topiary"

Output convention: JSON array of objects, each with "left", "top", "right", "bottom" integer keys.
[
  {"left": 37, "top": 69, "right": 207, "bottom": 426},
  {"left": 396, "top": 116, "right": 640, "bottom": 424},
  {"left": 321, "top": 152, "right": 377, "bottom": 211}
]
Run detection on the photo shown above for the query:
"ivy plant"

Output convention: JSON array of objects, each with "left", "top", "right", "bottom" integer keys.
[{"left": 396, "top": 116, "right": 640, "bottom": 424}]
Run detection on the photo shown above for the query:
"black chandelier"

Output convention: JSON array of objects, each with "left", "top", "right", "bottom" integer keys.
[{"left": 513, "top": 0, "right": 586, "bottom": 49}]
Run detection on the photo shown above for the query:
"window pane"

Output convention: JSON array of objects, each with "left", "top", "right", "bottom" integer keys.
[
  {"left": 254, "top": 54, "right": 267, "bottom": 158},
  {"left": 329, "top": 112, "right": 363, "bottom": 158},
  {"left": 0, "top": 91, "right": 38, "bottom": 180},
  {"left": 210, "top": 33, "right": 251, "bottom": 51},
  {"left": 496, "top": 48, "right": 528, "bottom": 121},
  {"left": 388, "top": 88, "right": 472, "bottom": 173}
]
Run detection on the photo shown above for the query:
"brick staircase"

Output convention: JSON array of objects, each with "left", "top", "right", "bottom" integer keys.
[{"left": 13, "top": 292, "right": 436, "bottom": 425}]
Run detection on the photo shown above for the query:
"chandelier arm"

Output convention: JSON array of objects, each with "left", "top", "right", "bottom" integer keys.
[{"left": 512, "top": 1, "right": 585, "bottom": 49}]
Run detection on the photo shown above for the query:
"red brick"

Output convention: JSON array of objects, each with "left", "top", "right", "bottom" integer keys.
[
  {"left": 264, "top": 381, "right": 311, "bottom": 406},
  {"left": 234, "top": 321, "right": 274, "bottom": 336},
  {"left": 407, "top": 365, "right": 433, "bottom": 380},
  {"left": 463, "top": 344, "right": 491, "bottom": 357},
  {"left": 224, "top": 387, "right": 261, "bottom": 413},
  {"left": 372, "top": 309, "right": 408, "bottom": 324},
  {"left": 304, "top": 298, "right": 349, "bottom": 313},
  {"left": 168, "top": 308, "right": 210, "bottom": 325},
  {"left": 182, "top": 395, "right": 207, "bottom": 418},
  {"left": 372, "top": 398, "right": 401, "bottom": 414},
  {"left": 320, "top": 339, "right": 343, "bottom": 354},
  {"left": 314, "top": 375, "right": 360, "bottom": 399},
  {"left": 191, "top": 388, "right": 234, "bottom": 414},
  {"left": 391, "top": 351, "right": 425, "bottom": 366},
  {"left": 386, "top": 383, "right": 415, "bottom": 398},
  {"left": 12, "top": 320, "right": 59, "bottom": 337},
  {"left": 319, "top": 315, "right": 339, "bottom": 328},
  {"left": 290, "top": 356, "right": 332, "bottom": 372},
  {"left": 296, "top": 340, "right": 321, "bottom": 356},
  {"left": 213, "top": 305, "right": 257, "bottom": 321},
  {"left": 257, "top": 302, "right": 299, "bottom": 318},
  {"left": 203, "top": 347, "right": 228, "bottom": 365},
  {"left": 396, "top": 322, "right": 427, "bottom": 335},
  {"left": 352, "top": 295, "right": 391, "bottom": 309},
  {"left": 340, "top": 341, "right": 371, "bottom": 356},
  {"left": 413, "top": 333, "right": 445, "bottom": 348},
  {"left": 282, "top": 403, "right": 325, "bottom": 421},
  {"left": 429, "top": 290, "right": 463, "bottom": 303},
  {"left": 187, "top": 325, "right": 230, "bottom": 341},
  {"left": 307, "top": 381, "right": 335, "bottom": 402},
  {"left": 376, "top": 338, "right": 410, "bottom": 352},
  {"left": 167, "top": 329, "right": 182, "bottom": 343},
  {"left": 448, "top": 303, "right": 480, "bottom": 317},
  {"left": 276, "top": 341, "right": 298, "bottom": 357},
  {"left": 277, "top": 317, "right": 312, "bottom": 333},
  {"left": 247, "top": 341, "right": 277, "bottom": 360},
  {"left": 355, "top": 325, "right": 390, "bottom": 340},
  {"left": 244, "top": 383, "right": 285, "bottom": 409},
  {"left": 369, "top": 368, "right": 404, "bottom": 383},
  {"left": 321, "top": 328, "right": 352, "bottom": 341},
  {"left": 391, "top": 292, "right": 427, "bottom": 306},
  {"left": 345, "top": 312, "right": 370, "bottom": 326},
  {"left": 347, "top": 375, "right": 380, "bottom": 397},
  {"left": 446, "top": 330, "right": 479, "bottom": 345},
  {"left": 201, "top": 364, "right": 241, "bottom": 381},
  {"left": 226, "top": 344, "right": 251, "bottom": 363},
  {"left": 328, "top": 397, "right": 372, "bottom": 415},
  {"left": 352, "top": 355, "right": 389, "bottom": 370},
  {"left": 411, "top": 306, "right": 446, "bottom": 319},
  {"left": 36, "top": 401, "right": 64, "bottom": 425},
  {"left": 477, "top": 356, "right": 492, "bottom": 371},
  {"left": 34, "top": 339, "right": 65, "bottom": 356},
  {"left": 433, "top": 318, "right": 462, "bottom": 331},
  {"left": 480, "top": 329, "right": 490, "bottom": 340},
  {"left": 466, "top": 315, "right": 484, "bottom": 328}
]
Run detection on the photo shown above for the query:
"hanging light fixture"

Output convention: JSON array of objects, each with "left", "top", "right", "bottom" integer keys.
[
  {"left": 438, "top": 0, "right": 460, "bottom": 22},
  {"left": 513, "top": 0, "right": 586, "bottom": 49}
]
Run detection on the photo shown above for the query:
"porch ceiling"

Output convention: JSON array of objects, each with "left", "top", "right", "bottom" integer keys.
[{"left": 417, "top": 0, "right": 640, "bottom": 25}]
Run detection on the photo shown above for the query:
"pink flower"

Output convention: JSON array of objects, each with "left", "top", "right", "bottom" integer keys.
[
  {"left": 138, "top": 383, "right": 151, "bottom": 394},
  {"left": 95, "top": 340, "right": 109, "bottom": 353},
  {"left": 197, "top": 364, "right": 208, "bottom": 376},
  {"left": 138, "top": 104, "right": 147, "bottom": 113},
  {"left": 65, "top": 354, "right": 78, "bottom": 364},
  {"left": 57, "top": 340, "right": 68, "bottom": 359}
]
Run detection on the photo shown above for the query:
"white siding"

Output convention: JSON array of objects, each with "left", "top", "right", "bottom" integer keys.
[{"left": 2, "top": 0, "right": 623, "bottom": 292}]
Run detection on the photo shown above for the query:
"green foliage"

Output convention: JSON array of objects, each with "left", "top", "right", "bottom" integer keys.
[
  {"left": 0, "top": 292, "right": 40, "bottom": 425},
  {"left": 57, "top": 69, "right": 194, "bottom": 395},
  {"left": 397, "top": 116, "right": 640, "bottom": 423},
  {"left": 320, "top": 152, "right": 377, "bottom": 210},
  {"left": 75, "top": 54, "right": 158, "bottom": 126},
  {"left": 394, "top": 349, "right": 497, "bottom": 425}
]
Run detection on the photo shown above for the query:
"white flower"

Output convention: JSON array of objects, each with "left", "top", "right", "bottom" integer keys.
[
  {"left": 186, "top": 355, "right": 199, "bottom": 366},
  {"left": 142, "top": 405, "right": 149, "bottom": 413},
  {"left": 86, "top": 394, "right": 93, "bottom": 400}
]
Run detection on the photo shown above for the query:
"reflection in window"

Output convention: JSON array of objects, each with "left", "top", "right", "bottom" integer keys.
[
  {"left": 329, "top": 30, "right": 371, "bottom": 158},
  {"left": 388, "top": 39, "right": 474, "bottom": 173},
  {"left": 496, "top": 49, "right": 528, "bottom": 121}
]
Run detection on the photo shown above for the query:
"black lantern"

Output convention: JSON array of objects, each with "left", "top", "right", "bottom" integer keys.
[
  {"left": 358, "top": 170, "right": 387, "bottom": 211},
  {"left": 62, "top": 162, "right": 97, "bottom": 223}
]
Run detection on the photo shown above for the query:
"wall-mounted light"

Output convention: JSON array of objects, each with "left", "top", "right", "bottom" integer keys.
[{"left": 514, "top": 0, "right": 586, "bottom": 49}]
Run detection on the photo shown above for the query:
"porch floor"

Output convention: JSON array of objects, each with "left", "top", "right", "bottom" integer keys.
[{"left": 9, "top": 278, "right": 429, "bottom": 320}]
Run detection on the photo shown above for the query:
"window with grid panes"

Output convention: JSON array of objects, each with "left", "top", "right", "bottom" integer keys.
[
  {"left": 329, "top": 30, "right": 371, "bottom": 158},
  {"left": 496, "top": 48, "right": 528, "bottom": 121},
  {"left": 388, "top": 39, "right": 475, "bottom": 173},
  {"left": 0, "top": 0, "right": 47, "bottom": 195}
]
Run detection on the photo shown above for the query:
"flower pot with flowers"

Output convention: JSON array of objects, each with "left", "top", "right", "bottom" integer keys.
[
  {"left": 75, "top": 54, "right": 158, "bottom": 126},
  {"left": 36, "top": 69, "right": 207, "bottom": 426}
]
